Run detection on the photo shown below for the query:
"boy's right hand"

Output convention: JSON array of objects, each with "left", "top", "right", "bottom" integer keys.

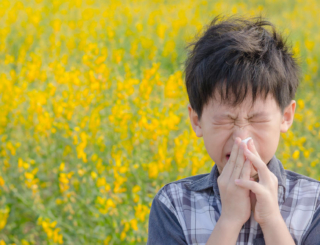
[{"left": 217, "top": 137, "right": 252, "bottom": 228}]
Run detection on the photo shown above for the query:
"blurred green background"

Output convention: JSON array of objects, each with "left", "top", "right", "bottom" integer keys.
[{"left": 0, "top": 0, "right": 320, "bottom": 244}]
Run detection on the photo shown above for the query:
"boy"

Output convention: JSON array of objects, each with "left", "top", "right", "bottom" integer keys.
[{"left": 147, "top": 15, "right": 320, "bottom": 245}]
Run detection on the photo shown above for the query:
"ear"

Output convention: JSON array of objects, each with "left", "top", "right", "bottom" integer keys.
[
  {"left": 280, "top": 100, "right": 296, "bottom": 133},
  {"left": 188, "top": 104, "right": 203, "bottom": 137}
]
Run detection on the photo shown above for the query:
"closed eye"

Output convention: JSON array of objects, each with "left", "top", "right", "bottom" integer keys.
[
  {"left": 213, "top": 121, "right": 234, "bottom": 125},
  {"left": 213, "top": 120, "right": 270, "bottom": 126},
  {"left": 249, "top": 120, "right": 271, "bottom": 124},
  {"left": 250, "top": 119, "right": 270, "bottom": 122}
]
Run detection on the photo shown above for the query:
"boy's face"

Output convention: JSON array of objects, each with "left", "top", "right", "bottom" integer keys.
[{"left": 188, "top": 89, "right": 296, "bottom": 178}]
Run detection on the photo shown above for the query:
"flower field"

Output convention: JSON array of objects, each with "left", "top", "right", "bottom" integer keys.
[{"left": 0, "top": 0, "right": 320, "bottom": 244}]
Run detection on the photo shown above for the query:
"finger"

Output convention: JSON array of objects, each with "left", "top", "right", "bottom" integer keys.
[
  {"left": 243, "top": 141, "right": 258, "bottom": 177},
  {"left": 247, "top": 139, "right": 259, "bottom": 157},
  {"left": 231, "top": 141, "right": 246, "bottom": 180},
  {"left": 244, "top": 148, "right": 270, "bottom": 182},
  {"left": 247, "top": 139, "right": 257, "bottom": 172},
  {"left": 221, "top": 137, "right": 241, "bottom": 179},
  {"left": 239, "top": 159, "right": 251, "bottom": 180},
  {"left": 234, "top": 179, "right": 263, "bottom": 195},
  {"left": 247, "top": 139, "right": 259, "bottom": 171}
]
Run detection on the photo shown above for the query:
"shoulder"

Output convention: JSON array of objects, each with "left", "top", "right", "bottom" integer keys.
[
  {"left": 154, "top": 173, "right": 210, "bottom": 211},
  {"left": 284, "top": 169, "right": 320, "bottom": 208},
  {"left": 285, "top": 169, "right": 320, "bottom": 192},
  {"left": 156, "top": 173, "right": 209, "bottom": 198},
  {"left": 285, "top": 169, "right": 320, "bottom": 184},
  {"left": 290, "top": 173, "right": 320, "bottom": 244}
]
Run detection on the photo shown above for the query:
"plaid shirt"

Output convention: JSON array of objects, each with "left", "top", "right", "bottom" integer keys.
[{"left": 147, "top": 155, "right": 320, "bottom": 245}]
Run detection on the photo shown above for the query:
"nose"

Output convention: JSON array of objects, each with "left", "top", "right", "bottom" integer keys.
[{"left": 233, "top": 124, "right": 250, "bottom": 142}]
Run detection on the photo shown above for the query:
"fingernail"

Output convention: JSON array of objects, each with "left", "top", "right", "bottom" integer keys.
[{"left": 250, "top": 139, "right": 254, "bottom": 145}]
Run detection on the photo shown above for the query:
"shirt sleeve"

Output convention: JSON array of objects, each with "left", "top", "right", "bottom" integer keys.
[
  {"left": 301, "top": 204, "right": 320, "bottom": 245},
  {"left": 147, "top": 193, "right": 187, "bottom": 245}
]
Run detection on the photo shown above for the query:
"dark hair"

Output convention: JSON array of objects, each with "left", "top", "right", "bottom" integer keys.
[{"left": 184, "top": 15, "right": 301, "bottom": 121}]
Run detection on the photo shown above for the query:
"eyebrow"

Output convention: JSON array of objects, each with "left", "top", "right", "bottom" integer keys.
[{"left": 216, "top": 112, "right": 269, "bottom": 119}]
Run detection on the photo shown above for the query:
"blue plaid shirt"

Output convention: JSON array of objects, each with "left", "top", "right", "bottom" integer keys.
[{"left": 147, "top": 155, "right": 320, "bottom": 245}]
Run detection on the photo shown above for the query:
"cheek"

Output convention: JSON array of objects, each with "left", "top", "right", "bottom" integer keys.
[
  {"left": 202, "top": 133, "right": 225, "bottom": 164},
  {"left": 253, "top": 134, "right": 280, "bottom": 165},
  {"left": 203, "top": 137, "right": 220, "bottom": 156}
]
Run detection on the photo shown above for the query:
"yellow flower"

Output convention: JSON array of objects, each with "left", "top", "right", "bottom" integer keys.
[
  {"left": 23, "top": 163, "right": 30, "bottom": 169},
  {"left": 292, "top": 150, "right": 300, "bottom": 160},
  {"left": 0, "top": 176, "right": 5, "bottom": 187},
  {"left": 305, "top": 40, "right": 315, "bottom": 51},
  {"left": 105, "top": 184, "right": 111, "bottom": 192},
  {"left": 162, "top": 40, "right": 175, "bottom": 57},
  {"left": 55, "top": 199, "right": 63, "bottom": 205},
  {"left": 106, "top": 199, "right": 115, "bottom": 208},
  {"left": 21, "top": 240, "right": 29, "bottom": 245},
  {"left": 297, "top": 99, "right": 305, "bottom": 110},
  {"left": 120, "top": 231, "right": 126, "bottom": 241},
  {"left": 132, "top": 185, "right": 141, "bottom": 193},
  {"left": 59, "top": 162, "right": 65, "bottom": 171},
  {"left": 91, "top": 171, "right": 97, "bottom": 179},
  {"left": 97, "top": 177, "right": 106, "bottom": 187},
  {"left": 311, "top": 160, "right": 319, "bottom": 167},
  {"left": 134, "top": 204, "right": 149, "bottom": 222},
  {"left": 148, "top": 163, "right": 158, "bottom": 179},
  {"left": 130, "top": 218, "right": 138, "bottom": 231},
  {"left": 91, "top": 153, "right": 98, "bottom": 161},
  {"left": 24, "top": 172, "right": 34, "bottom": 180},
  {"left": 303, "top": 150, "right": 310, "bottom": 159},
  {"left": 133, "top": 194, "right": 139, "bottom": 203},
  {"left": 18, "top": 158, "right": 23, "bottom": 168},
  {"left": 103, "top": 236, "right": 111, "bottom": 245},
  {"left": 0, "top": 206, "right": 10, "bottom": 230},
  {"left": 50, "top": 221, "right": 57, "bottom": 228}
]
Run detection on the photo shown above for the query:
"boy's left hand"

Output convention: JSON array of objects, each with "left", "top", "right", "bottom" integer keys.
[{"left": 234, "top": 139, "right": 281, "bottom": 227}]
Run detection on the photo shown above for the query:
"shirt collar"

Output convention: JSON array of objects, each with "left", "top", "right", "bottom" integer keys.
[{"left": 184, "top": 155, "right": 287, "bottom": 203}]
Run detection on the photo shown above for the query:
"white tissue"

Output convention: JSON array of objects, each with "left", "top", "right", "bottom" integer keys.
[{"left": 242, "top": 137, "right": 252, "bottom": 145}]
